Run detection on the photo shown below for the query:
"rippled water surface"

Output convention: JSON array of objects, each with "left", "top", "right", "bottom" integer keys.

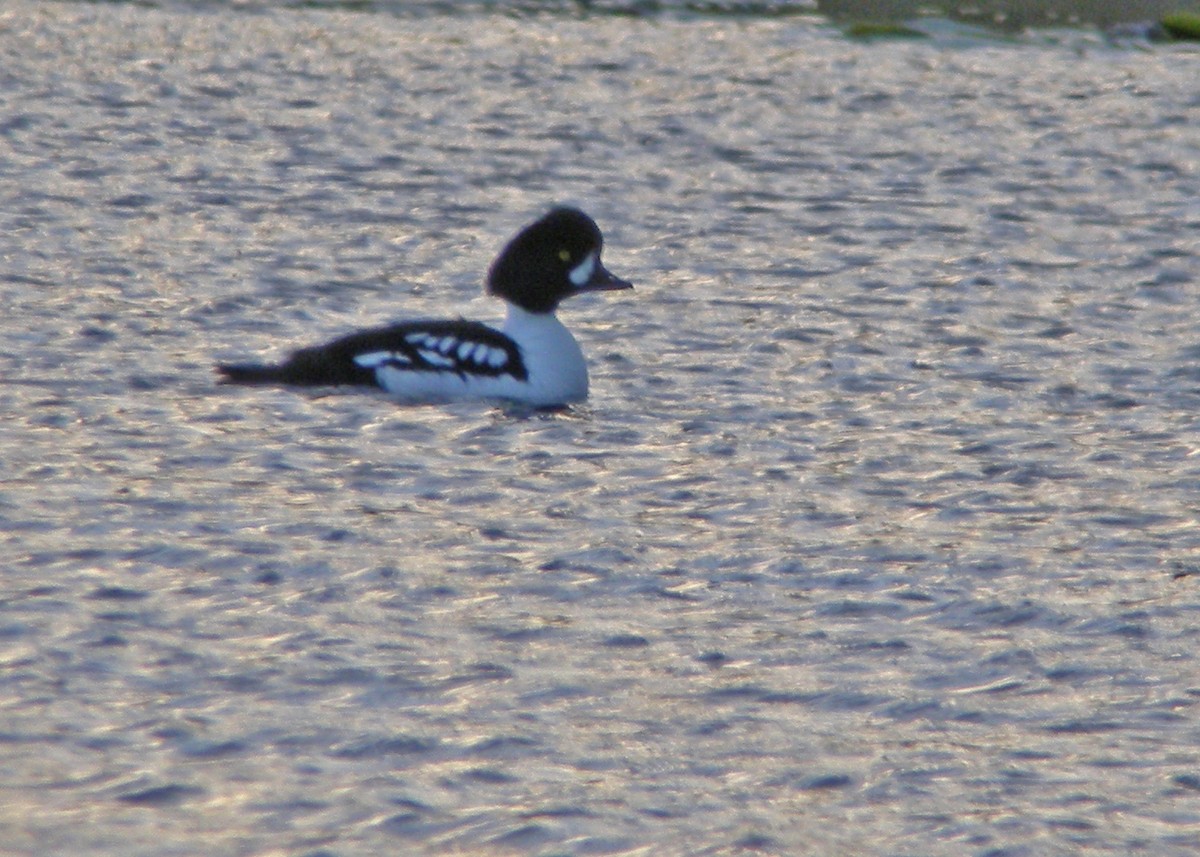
[{"left": 3, "top": 2, "right": 1200, "bottom": 855}]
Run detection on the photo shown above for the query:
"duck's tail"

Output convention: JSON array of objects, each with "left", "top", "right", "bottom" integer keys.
[{"left": 215, "top": 362, "right": 290, "bottom": 385}]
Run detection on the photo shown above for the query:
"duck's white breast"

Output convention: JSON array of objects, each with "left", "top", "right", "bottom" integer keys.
[{"left": 502, "top": 306, "right": 589, "bottom": 405}]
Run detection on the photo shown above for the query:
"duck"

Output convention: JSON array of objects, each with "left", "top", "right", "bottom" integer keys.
[{"left": 217, "top": 207, "right": 632, "bottom": 406}]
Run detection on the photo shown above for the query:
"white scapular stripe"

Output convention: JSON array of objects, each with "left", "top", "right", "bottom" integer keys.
[
  {"left": 417, "top": 349, "right": 456, "bottom": 368},
  {"left": 355, "top": 350, "right": 409, "bottom": 369}
]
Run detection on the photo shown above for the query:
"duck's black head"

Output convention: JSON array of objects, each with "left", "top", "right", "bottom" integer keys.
[{"left": 486, "top": 207, "right": 633, "bottom": 314}]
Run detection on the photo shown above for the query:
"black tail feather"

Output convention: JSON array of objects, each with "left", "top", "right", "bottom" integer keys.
[
  {"left": 216, "top": 363, "right": 290, "bottom": 385},
  {"left": 216, "top": 345, "right": 377, "bottom": 387}
]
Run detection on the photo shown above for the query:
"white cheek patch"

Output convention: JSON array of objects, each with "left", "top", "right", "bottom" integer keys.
[
  {"left": 568, "top": 252, "right": 597, "bottom": 287},
  {"left": 355, "top": 350, "right": 410, "bottom": 369}
]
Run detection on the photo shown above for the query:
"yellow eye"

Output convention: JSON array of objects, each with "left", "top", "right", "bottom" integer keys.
[{"left": 558, "top": 249, "right": 571, "bottom": 262}]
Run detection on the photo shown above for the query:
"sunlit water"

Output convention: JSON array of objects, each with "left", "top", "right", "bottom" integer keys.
[{"left": 2, "top": 2, "right": 1199, "bottom": 855}]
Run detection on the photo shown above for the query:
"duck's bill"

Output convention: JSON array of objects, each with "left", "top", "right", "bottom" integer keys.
[{"left": 575, "top": 262, "right": 633, "bottom": 293}]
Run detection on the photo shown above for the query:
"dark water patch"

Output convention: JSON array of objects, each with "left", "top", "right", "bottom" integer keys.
[
  {"left": 443, "top": 663, "right": 515, "bottom": 687},
  {"left": 1170, "top": 774, "right": 1200, "bottom": 793},
  {"left": 177, "top": 739, "right": 251, "bottom": 759},
  {"left": 86, "top": 586, "right": 149, "bottom": 601},
  {"left": 813, "top": 598, "right": 908, "bottom": 619},
  {"left": 106, "top": 193, "right": 156, "bottom": 210},
  {"left": 330, "top": 735, "right": 439, "bottom": 758},
  {"left": 934, "top": 599, "right": 1063, "bottom": 631},
  {"left": 377, "top": 797, "right": 443, "bottom": 837},
  {"left": 489, "top": 822, "right": 555, "bottom": 848},
  {"left": 797, "top": 772, "right": 856, "bottom": 790},
  {"left": 463, "top": 766, "right": 518, "bottom": 783},
  {"left": 477, "top": 621, "right": 559, "bottom": 643},
  {"left": 116, "top": 782, "right": 205, "bottom": 806},
  {"left": 841, "top": 636, "right": 911, "bottom": 653},
  {"left": 1044, "top": 719, "right": 1128, "bottom": 735},
  {"left": 1076, "top": 614, "right": 1152, "bottom": 639},
  {"left": 296, "top": 666, "right": 380, "bottom": 686},
  {"left": 466, "top": 735, "right": 543, "bottom": 757},
  {"left": 733, "top": 832, "right": 779, "bottom": 850},
  {"left": 538, "top": 546, "right": 636, "bottom": 572},
  {"left": 602, "top": 633, "right": 651, "bottom": 648},
  {"left": 522, "top": 804, "right": 597, "bottom": 821}
]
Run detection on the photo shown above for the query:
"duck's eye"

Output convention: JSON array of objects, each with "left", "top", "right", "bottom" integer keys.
[{"left": 558, "top": 249, "right": 572, "bottom": 263}]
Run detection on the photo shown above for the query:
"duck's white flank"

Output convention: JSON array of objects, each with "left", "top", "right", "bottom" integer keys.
[{"left": 367, "top": 306, "right": 588, "bottom": 405}]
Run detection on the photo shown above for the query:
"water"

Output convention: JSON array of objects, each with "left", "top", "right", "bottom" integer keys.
[{"left": 3, "top": 2, "right": 1200, "bottom": 855}]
